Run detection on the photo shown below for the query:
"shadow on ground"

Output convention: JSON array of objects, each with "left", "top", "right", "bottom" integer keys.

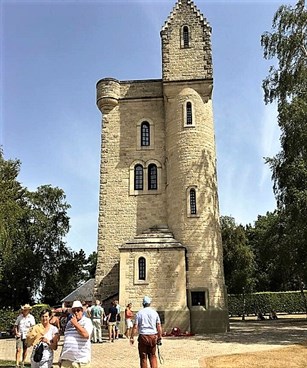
[{"left": 189, "top": 319, "right": 307, "bottom": 346}]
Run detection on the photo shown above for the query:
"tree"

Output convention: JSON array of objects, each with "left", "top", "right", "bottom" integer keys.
[
  {"left": 261, "top": 0, "right": 307, "bottom": 287},
  {"left": 220, "top": 216, "right": 255, "bottom": 294},
  {"left": 84, "top": 251, "right": 97, "bottom": 280},
  {"left": 246, "top": 211, "right": 291, "bottom": 291},
  {"left": 0, "top": 150, "right": 90, "bottom": 307}
]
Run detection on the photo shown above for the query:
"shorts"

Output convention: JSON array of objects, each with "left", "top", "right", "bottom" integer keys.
[
  {"left": 125, "top": 319, "right": 133, "bottom": 329},
  {"left": 61, "top": 360, "right": 91, "bottom": 368},
  {"left": 16, "top": 338, "right": 27, "bottom": 350},
  {"left": 107, "top": 321, "right": 116, "bottom": 326}
]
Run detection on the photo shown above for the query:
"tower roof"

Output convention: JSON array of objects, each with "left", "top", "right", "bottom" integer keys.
[{"left": 161, "top": 0, "right": 211, "bottom": 33}]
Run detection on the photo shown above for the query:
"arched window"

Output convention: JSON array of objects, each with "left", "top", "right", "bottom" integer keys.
[
  {"left": 134, "top": 165, "right": 143, "bottom": 190},
  {"left": 190, "top": 188, "right": 197, "bottom": 215},
  {"left": 141, "top": 121, "right": 150, "bottom": 146},
  {"left": 183, "top": 26, "right": 189, "bottom": 48},
  {"left": 186, "top": 102, "right": 193, "bottom": 125},
  {"left": 138, "top": 257, "right": 146, "bottom": 280},
  {"left": 148, "top": 164, "right": 157, "bottom": 190}
]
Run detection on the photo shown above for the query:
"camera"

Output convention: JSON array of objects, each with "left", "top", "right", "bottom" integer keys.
[{"left": 157, "top": 339, "right": 162, "bottom": 346}]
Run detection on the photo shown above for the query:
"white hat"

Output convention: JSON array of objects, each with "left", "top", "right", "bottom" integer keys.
[
  {"left": 71, "top": 300, "right": 83, "bottom": 309},
  {"left": 21, "top": 304, "right": 32, "bottom": 310},
  {"left": 143, "top": 296, "right": 151, "bottom": 305}
]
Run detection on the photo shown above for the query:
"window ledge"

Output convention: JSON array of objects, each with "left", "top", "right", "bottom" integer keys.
[{"left": 134, "top": 280, "right": 149, "bottom": 285}]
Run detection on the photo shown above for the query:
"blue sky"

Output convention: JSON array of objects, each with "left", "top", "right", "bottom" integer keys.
[{"left": 1, "top": 0, "right": 295, "bottom": 255}]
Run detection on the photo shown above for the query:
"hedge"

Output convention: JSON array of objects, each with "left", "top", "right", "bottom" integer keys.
[{"left": 228, "top": 291, "right": 307, "bottom": 316}]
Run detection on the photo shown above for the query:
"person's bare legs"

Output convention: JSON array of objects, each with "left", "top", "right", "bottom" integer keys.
[{"left": 15, "top": 347, "right": 21, "bottom": 367}]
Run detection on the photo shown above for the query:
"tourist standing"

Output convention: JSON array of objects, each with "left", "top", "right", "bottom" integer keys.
[
  {"left": 124, "top": 303, "right": 134, "bottom": 338},
  {"left": 60, "top": 300, "right": 93, "bottom": 368},
  {"left": 26, "top": 309, "right": 59, "bottom": 368},
  {"left": 106, "top": 301, "right": 117, "bottom": 342},
  {"left": 114, "top": 300, "right": 121, "bottom": 339},
  {"left": 90, "top": 300, "right": 105, "bottom": 343},
  {"left": 14, "top": 304, "right": 36, "bottom": 368},
  {"left": 130, "top": 296, "right": 162, "bottom": 368}
]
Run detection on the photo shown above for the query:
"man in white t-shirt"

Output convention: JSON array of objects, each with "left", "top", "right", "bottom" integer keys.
[
  {"left": 130, "top": 296, "right": 162, "bottom": 368},
  {"left": 60, "top": 300, "right": 93, "bottom": 368},
  {"left": 14, "top": 304, "right": 36, "bottom": 368}
]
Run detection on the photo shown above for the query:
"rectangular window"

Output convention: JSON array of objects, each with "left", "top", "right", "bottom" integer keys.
[
  {"left": 190, "top": 188, "right": 196, "bottom": 215},
  {"left": 191, "top": 291, "right": 206, "bottom": 306},
  {"left": 186, "top": 102, "right": 192, "bottom": 125}
]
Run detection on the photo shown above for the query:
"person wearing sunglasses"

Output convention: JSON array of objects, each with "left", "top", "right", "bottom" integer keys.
[{"left": 59, "top": 301, "right": 93, "bottom": 368}]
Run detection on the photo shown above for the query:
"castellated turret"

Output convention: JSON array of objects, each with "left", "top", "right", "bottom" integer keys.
[
  {"left": 95, "top": 0, "right": 229, "bottom": 333},
  {"left": 96, "top": 78, "right": 120, "bottom": 114}
]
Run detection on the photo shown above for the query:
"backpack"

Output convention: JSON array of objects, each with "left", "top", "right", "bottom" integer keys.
[{"left": 33, "top": 342, "right": 44, "bottom": 362}]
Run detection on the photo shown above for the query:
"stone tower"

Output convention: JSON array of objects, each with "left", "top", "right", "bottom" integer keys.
[{"left": 95, "top": 0, "right": 229, "bottom": 333}]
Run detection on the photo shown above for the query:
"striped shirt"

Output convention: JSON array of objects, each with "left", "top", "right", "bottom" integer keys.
[{"left": 60, "top": 316, "right": 93, "bottom": 363}]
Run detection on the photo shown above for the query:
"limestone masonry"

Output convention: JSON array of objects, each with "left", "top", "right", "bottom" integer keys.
[{"left": 95, "top": 0, "right": 229, "bottom": 333}]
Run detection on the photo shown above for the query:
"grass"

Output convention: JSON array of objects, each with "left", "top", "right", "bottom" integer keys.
[
  {"left": 201, "top": 344, "right": 307, "bottom": 368},
  {"left": 0, "top": 362, "right": 30, "bottom": 368}
]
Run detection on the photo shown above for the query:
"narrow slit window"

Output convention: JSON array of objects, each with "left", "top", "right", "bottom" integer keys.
[
  {"left": 183, "top": 26, "right": 189, "bottom": 48},
  {"left": 186, "top": 102, "right": 193, "bottom": 125},
  {"left": 134, "top": 165, "right": 143, "bottom": 190},
  {"left": 148, "top": 164, "right": 157, "bottom": 190},
  {"left": 190, "top": 188, "right": 197, "bottom": 215},
  {"left": 138, "top": 257, "right": 146, "bottom": 280},
  {"left": 141, "top": 121, "right": 150, "bottom": 146}
]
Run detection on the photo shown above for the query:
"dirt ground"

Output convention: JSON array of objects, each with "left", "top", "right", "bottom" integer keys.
[{"left": 202, "top": 343, "right": 307, "bottom": 368}]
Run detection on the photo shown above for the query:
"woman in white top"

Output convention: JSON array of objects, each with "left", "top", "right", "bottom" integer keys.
[{"left": 26, "top": 309, "right": 59, "bottom": 368}]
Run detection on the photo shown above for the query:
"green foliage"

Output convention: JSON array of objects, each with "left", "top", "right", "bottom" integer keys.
[
  {"left": 246, "top": 211, "right": 291, "bottom": 291},
  {"left": 228, "top": 291, "right": 307, "bottom": 316},
  {"left": 0, "top": 307, "right": 16, "bottom": 333},
  {"left": 261, "top": 0, "right": 306, "bottom": 104},
  {"left": 84, "top": 251, "right": 97, "bottom": 279},
  {"left": 221, "top": 216, "right": 255, "bottom": 293},
  {"left": 0, "top": 150, "right": 94, "bottom": 308},
  {"left": 261, "top": 0, "right": 307, "bottom": 289}
]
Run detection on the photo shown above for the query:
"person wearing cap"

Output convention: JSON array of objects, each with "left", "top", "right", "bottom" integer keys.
[
  {"left": 130, "top": 296, "right": 162, "bottom": 368},
  {"left": 14, "top": 304, "right": 36, "bottom": 368},
  {"left": 59, "top": 300, "right": 93, "bottom": 368}
]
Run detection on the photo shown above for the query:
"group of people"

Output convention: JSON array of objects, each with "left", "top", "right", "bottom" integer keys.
[
  {"left": 14, "top": 296, "right": 162, "bottom": 368},
  {"left": 87, "top": 299, "right": 135, "bottom": 343}
]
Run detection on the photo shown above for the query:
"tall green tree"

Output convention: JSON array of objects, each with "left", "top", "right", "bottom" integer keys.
[
  {"left": 261, "top": 0, "right": 307, "bottom": 288},
  {"left": 0, "top": 150, "right": 90, "bottom": 307},
  {"left": 220, "top": 216, "right": 255, "bottom": 294},
  {"left": 246, "top": 211, "right": 292, "bottom": 291}
]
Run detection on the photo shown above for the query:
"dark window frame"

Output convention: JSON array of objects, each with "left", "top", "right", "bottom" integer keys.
[
  {"left": 134, "top": 164, "right": 144, "bottom": 190},
  {"left": 186, "top": 102, "right": 193, "bottom": 125},
  {"left": 183, "top": 26, "right": 189, "bottom": 48},
  {"left": 191, "top": 291, "right": 206, "bottom": 306},
  {"left": 190, "top": 188, "right": 197, "bottom": 215},
  {"left": 148, "top": 163, "right": 158, "bottom": 190},
  {"left": 138, "top": 257, "right": 146, "bottom": 280},
  {"left": 141, "top": 121, "right": 150, "bottom": 147}
]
